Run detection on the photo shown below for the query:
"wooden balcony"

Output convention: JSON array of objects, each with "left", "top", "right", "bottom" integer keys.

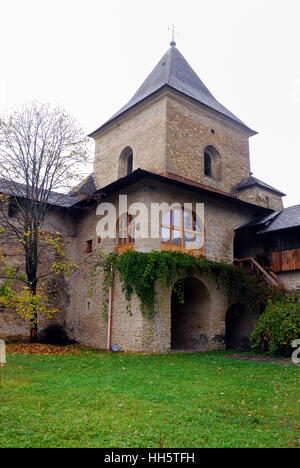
[
  {"left": 272, "top": 249, "right": 300, "bottom": 273},
  {"left": 161, "top": 243, "right": 203, "bottom": 257},
  {"left": 116, "top": 241, "right": 134, "bottom": 255}
]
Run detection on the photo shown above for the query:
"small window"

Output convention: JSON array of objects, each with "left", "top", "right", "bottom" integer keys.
[
  {"left": 8, "top": 201, "right": 19, "bottom": 218},
  {"left": 204, "top": 146, "right": 222, "bottom": 181},
  {"left": 126, "top": 153, "right": 133, "bottom": 175},
  {"left": 204, "top": 151, "right": 212, "bottom": 178},
  {"left": 118, "top": 147, "right": 134, "bottom": 179},
  {"left": 117, "top": 214, "right": 135, "bottom": 254},
  {"left": 161, "top": 207, "right": 204, "bottom": 256},
  {"left": 86, "top": 240, "right": 93, "bottom": 254}
]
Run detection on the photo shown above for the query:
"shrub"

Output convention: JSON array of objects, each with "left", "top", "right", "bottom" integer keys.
[
  {"left": 250, "top": 296, "right": 300, "bottom": 356},
  {"left": 40, "top": 324, "right": 70, "bottom": 346}
]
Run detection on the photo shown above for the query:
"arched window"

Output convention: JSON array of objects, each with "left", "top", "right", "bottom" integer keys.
[
  {"left": 117, "top": 213, "right": 135, "bottom": 254},
  {"left": 126, "top": 153, "right": 133, "bottom": 175},
  {"left": 204, "top": 146, "right": 222, "bottom": 181},
  {"left": 118, "top": 147, "right": 134, "bottom": 179},
  {"left": 204, "top": 151, "right": 212, "bottom": 178},
  {"left": 161, "top": 207, "right": 204, "bottom": 257}
]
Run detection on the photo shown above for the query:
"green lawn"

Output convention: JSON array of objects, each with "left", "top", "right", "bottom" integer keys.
[{"left": 0, "top": 349, "right": 299, "bottom": 448}]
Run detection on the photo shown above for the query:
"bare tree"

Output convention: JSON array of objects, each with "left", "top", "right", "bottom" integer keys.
[{"left": 0, "top": 102, "right": 91, "bottom": 342}]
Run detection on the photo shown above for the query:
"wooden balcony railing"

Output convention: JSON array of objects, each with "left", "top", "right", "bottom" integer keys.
[{"left": 234, "top": 257, "right": 289, "bottom": 290}]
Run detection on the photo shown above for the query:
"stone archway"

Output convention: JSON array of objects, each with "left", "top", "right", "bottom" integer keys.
[
  {"left": 171, "top": 277, "right": 211, "bottom": 351},
  {"left": 225, "top": 303, "right": 257, "bottom": 351}
]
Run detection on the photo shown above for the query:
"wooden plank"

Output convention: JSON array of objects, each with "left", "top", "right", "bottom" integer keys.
[
  {"left": 116, "top": 243, "right": 134, "bottom": 255},
  {"left": 161, "top": 243, "right": 203, "bottom": 257},
  {"left": 272, "top": 248, "right": 300, "bottom": 272}
]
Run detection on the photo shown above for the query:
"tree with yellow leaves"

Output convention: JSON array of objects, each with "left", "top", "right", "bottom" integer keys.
[{"left": 0, "top": 102, "right": 91, "bottom": 342}]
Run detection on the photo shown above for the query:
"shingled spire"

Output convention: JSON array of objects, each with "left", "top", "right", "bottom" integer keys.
[{"left": 90, "top": 45, "right": 255, "bottom": 136}]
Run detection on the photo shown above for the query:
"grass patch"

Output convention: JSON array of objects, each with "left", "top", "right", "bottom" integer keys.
[{"left": 0, "top": 349, "right": 299, "bottom": 448}]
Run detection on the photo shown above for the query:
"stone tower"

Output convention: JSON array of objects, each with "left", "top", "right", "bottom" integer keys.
[{"left": 89, "top": 43, "right": 285, "bottom": 210}]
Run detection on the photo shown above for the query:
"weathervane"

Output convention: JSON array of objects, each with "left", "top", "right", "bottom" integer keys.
[{"left": 168, "top": 24, "right": 178, "bottom": 47}]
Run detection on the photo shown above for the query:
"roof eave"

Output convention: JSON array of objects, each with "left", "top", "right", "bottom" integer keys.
[
  {"left": 91, "top": 168, "right": 273, "bottom": 212},
  {"left": 89, "top": 84, "right": 257, "bottom": 139},
  {"left": 257, "top": 225, "right": 300, "bottom": 235},
  {"left": 88, "top": 85, "right": 167, "bottom": 138},
  {"left": 235, "top": 183, "right": 286, "bottom": 197}
]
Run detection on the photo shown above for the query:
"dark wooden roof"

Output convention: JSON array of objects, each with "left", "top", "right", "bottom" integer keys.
[
  {"left": 0, "top": 178, "right": 79, "bottom": 208},
  {"left": 68, "top": 174, "right": 99, "bottom": 198},
  {"left": 236, "top": 204, "right": 300, "bottom": 234},
  {"left": 233, "top": 175, "right": 286, "bottom": 197},
  {"left": 89, "top": 45, "right": 256, "bottom": 137},
  {"left": 258, "top": 205, "right": 300, "bottom": 234}
]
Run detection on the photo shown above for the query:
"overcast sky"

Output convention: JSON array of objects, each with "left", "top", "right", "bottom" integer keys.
[{"left": 0, "top": 0, "right": 299, "bottom": 207}]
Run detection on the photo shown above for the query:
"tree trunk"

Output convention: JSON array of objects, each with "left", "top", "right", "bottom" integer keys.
[
  {"left": 29, "top": 279, "right": 38, "bottom": 343},
  {"left": 27, "top": 248, "right": 38, "bottom": 344},
  {"left": 29, "top": 283, "right": 38, "bottom": 343},
  {"left": 30, "top": 325, "right": 38, "bottom": 343}
]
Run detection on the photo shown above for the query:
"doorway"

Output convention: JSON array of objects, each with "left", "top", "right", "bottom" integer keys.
[{"left": 171, "top": 277, "right": 210, "bottom": 351}]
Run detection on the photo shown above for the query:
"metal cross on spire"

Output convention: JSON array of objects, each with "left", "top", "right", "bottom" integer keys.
[{"left": 168, "top": 24, "right": 179, "bottom": 47}]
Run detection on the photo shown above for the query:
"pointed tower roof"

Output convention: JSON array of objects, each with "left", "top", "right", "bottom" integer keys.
[{"left": 90, "top": 45, "right": 255, "bottom": 136}]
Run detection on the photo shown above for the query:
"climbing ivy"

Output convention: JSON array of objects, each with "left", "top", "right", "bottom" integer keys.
[{"left": 98, "top": 250, "right": 285, "bottom": 320}]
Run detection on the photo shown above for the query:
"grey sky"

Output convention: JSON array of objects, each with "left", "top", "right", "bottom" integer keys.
[{"left": 0, "top": 0, "right": 299, "bottom": 207}]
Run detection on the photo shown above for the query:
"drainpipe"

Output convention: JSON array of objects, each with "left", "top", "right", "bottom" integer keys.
[{"left": 107, "top": 264, "right": 114, "bottom": 351}]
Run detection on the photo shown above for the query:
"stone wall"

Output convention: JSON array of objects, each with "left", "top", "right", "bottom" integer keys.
[
  {"left": 119, "top": 179, "right": 256, "bottom": 264},
  {"left": 166, "top": 94, "right": 251, "bottom": 193},
  {"left": 236, "top": 186, "right": 284, "bottom": 211},
  {"left": 0, "top": 83, "right": 288, "bottom": 349},
  {"left": 63, "top": 177, "right": 259, "bottom": 352},
  {"left": 93, "top": 96, "right": 167, "bottom": 189},
  {"left": 62, "top": 201, "right": 106, "bottom": 348},
  {"left": 277, "top": 271, "right": 300, "bottom": 290},
  {"left": 92, "top": 90, "right": 283, "bottom": 211},
  {"left": 0, "top": 209, "right": 75, "bottom": 342},
  {"left": 0, "top": 175, "right": 269, "bottom": 351}
]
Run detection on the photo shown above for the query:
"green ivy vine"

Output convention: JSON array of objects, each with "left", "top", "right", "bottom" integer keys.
[{"left": 96, "top": 250, "right": 285, "bottom": 320}]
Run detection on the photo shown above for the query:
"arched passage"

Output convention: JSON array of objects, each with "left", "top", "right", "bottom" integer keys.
[
  {"left": 225, "top": 303, "right": 256, "bottom": 351},
  {"left": 171, "top": 277, "right": 211, "bottom": 351}
]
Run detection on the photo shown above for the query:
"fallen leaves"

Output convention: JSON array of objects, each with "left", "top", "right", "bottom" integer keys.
[{"left": 6, "top": 343, "right": 95, "bottom": 355}]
